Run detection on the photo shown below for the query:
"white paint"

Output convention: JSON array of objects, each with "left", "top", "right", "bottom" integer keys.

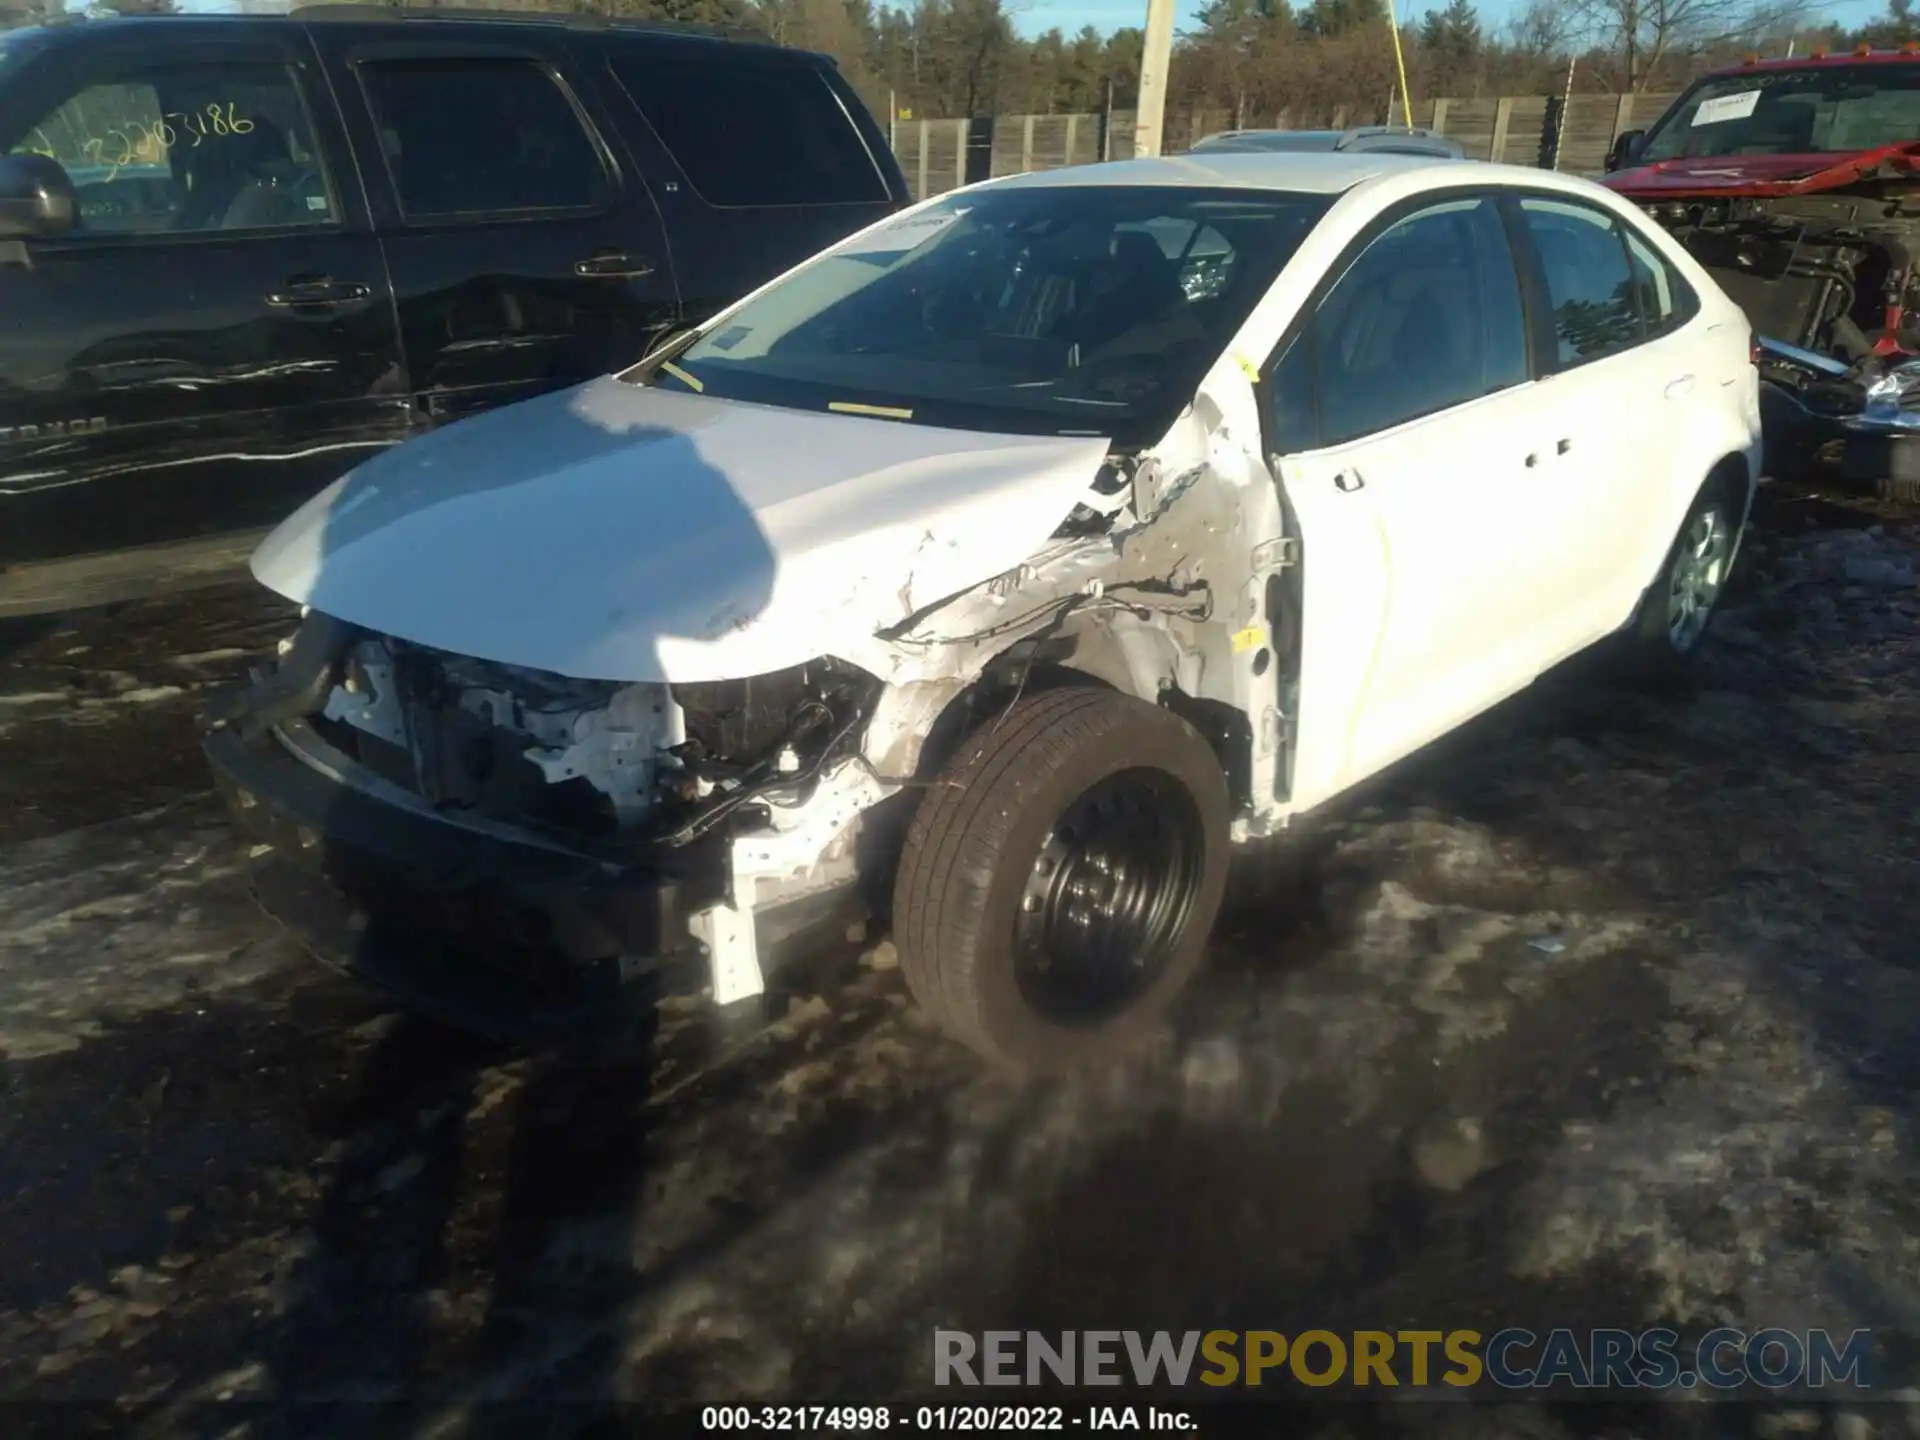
[
  {"left": 1692, "top": 91, "right": 1761, "bottom": 126},
  {"left": 1278, "top": 387, "right": 1547, "bottom": 804},
  {"left": 1219, "top": 167, "right": 1761, "bottom": 814},
  {"left": 250, "top": 379, "right": 1110, "bottom": 684}
]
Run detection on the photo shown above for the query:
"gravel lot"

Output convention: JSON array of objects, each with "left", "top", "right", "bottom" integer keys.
[{"left": 1, "top": 485, "right": 1917, "bottom": 1438}]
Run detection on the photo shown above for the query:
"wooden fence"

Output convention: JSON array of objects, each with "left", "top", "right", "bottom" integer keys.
[{"left": 888, "top": 91, "right": 1684, "bottom": 200}]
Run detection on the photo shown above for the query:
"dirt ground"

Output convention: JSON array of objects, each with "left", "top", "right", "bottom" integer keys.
[{"left": 1, "top": 484, "right": 1918, "bottom": 1438}]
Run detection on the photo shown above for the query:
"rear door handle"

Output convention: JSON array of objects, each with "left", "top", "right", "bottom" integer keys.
[
  {"left": 1664, "top": 375, "right": 1697, "bottom": 399},
  {"left": 1333, "top": 470, "right": 1364, "bottom": 492},
  {"left": 1557, "top": 437, "right": 1572, "bottom": 455},
  {"left": 574, "top": 251, "right": 655, "bottom": 279},
  {"left": 266, "top": 278, "right": 372, "bottom": 307}
]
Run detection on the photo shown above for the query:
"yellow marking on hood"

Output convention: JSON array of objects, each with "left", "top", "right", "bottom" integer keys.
[{"left": 829, "top": 401, "right": 915, "bottom": 420}]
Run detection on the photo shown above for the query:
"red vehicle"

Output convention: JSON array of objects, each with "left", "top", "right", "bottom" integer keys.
[{"left": 1600, "top": 48, "right": 1920, "bottom": 492}]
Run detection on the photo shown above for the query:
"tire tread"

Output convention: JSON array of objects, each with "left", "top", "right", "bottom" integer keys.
[{"left": 893, "top": 687, "right": 1228, "bottom": 1068}]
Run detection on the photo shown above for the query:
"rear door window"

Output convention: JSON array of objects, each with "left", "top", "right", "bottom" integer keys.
[
  {"left": 358, "top": 57, "right": 608, "bottom": 219},
  {"left": 610, "top": 53, "right": 886, "bottom": 207},
  {"left": 1516, "top": 197, "right": 1644, "bottom": 368}
]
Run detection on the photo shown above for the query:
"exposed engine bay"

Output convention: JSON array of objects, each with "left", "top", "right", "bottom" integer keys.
[{"left": 309, "top": 638, "right": 882, "bottom": 851}]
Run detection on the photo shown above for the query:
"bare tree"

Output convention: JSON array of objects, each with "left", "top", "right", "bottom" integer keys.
[
  {"left": 1508, "top": 0, "right": 1574, "bottom": 57},
  {"left": 1563, "top": 0, "right": 1808, "bottom": 89}
]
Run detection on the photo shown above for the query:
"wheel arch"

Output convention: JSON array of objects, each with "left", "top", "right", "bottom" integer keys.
[
  {"left": 1628, "top": 447, "right": 1753, "bottom": 624},
  {"left": 1702, "top": 449, "right": 1754, "bottom": 515}
]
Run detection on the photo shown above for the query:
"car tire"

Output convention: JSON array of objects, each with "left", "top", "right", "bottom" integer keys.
[
  {"left": 1625, "top": 483, "right": 1741, "bottom": 674},
  {"left": 893, "top": 686, "right": 1232, "bottom": 1072}
]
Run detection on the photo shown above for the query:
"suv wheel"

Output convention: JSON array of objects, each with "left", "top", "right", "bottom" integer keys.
[{"left": 893, "top": 686, "right": 1231, "bottom": 1071}]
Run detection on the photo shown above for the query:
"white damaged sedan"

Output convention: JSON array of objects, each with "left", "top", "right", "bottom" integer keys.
[{"left": 204, "top": 150, "right": 1763, "bottom": 1069}]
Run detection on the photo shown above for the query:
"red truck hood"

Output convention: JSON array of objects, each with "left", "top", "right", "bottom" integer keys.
[{"left": 1602, "top": 141, "right": 1920, "bottom": 197}]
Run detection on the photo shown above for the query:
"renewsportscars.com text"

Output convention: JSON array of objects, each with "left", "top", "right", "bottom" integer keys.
[{"left": 933, "top": 1328, "right": 1874, "bottom": 1392}]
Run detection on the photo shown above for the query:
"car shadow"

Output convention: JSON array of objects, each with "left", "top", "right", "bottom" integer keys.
[{"left": 233, "top": 382, "right": 782, "bottom": 1425}]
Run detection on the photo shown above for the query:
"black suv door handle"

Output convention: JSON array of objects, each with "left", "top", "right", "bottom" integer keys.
[
  {"left": 266, "top": 278, "right": 372, "bottom": 307},
  {"left": 574, "top": 251, "right": 655, "bottom": 279}
]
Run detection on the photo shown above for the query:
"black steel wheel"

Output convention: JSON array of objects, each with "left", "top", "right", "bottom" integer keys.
[
  {"left": 893, "top": 686, "right": 1232, "bottom": 1070},
  {"left": 1013, "top": 768, "right": 1208, "bottom": 1026}
]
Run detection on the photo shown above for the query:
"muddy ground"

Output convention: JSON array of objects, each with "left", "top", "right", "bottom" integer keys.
[{"left": 1, "top": 485, "right": 1918, "bottom": 1439}]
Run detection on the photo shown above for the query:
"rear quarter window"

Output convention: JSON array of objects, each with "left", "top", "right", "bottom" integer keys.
[
  {"left": 1622, "top": 223, "right": 1700, "bottom": 337},
  {"left": 610, "top": 51, "right": 886, "bottom": 207}
]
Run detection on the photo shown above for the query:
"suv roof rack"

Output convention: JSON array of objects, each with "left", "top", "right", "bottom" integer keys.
[
  {"left": 290, "top": 4, "right": 772, "bottom": 45},
  {"left": 1330, "top": 125, "right": 1451, "bottom": 147}
]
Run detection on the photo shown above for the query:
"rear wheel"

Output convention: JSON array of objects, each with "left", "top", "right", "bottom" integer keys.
[
  {"left": 893, "top": 686, "right": 1232, "bottom": 1071},
  {"left": 1627, "top": 485, "right": 1739, "bottom": 672}
]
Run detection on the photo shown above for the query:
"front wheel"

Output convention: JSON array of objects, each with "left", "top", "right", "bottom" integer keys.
[{"left": 892, "top": 687, "right": 1232, "bottom": 1071}]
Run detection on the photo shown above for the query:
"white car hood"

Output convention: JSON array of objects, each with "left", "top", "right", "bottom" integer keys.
[{"left": 251, "top": 376, "right": 1111, "bottom": 683}]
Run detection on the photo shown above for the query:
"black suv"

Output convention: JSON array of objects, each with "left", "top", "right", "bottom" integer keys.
[{"left": 0, "top": 9, "right": 908, "bottom": 615}]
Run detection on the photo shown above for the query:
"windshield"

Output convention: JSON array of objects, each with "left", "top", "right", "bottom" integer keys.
[
  {"left": 641, "top": 184, "right": 1331, "bottom": 445},
  {"left": 1642, "top": 64, "right": 1920, "bottom": 161}
]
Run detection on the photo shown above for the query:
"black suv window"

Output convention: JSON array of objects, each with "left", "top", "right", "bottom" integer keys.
[
  {"left": 1517, "top": 197, "right": 1644, "bottom": 368},
  {"left": 611, "top": 54, "right": 886, "bottom": 207},
  {"left": 4, "top": 62, "right": 337, "bottom": 235},
  {"left": 359, "top": 58, "right": 607, "bottom": 219},
  {"left": 1267, "top": 196, "right": 1528, "bottom": 450}
]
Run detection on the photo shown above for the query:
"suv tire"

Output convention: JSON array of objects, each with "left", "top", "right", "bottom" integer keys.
[{"left": 893, "top": 686, "right": 1232, "bottom": 1071}]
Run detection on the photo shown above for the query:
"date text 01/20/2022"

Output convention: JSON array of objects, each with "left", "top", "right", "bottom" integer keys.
[{"left": 699, "top": 1406, "right": 1195, "bottom": 1432}]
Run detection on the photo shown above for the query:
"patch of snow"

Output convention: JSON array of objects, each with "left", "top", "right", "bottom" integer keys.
[{"left": 0, "top": 811, "right": 297, "bottom": 1059}]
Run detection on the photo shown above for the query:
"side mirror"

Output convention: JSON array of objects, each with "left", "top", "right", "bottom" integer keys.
[
  {"left": 0, "top": 153, "right": 77, "bottom": 239},
  {"left": 1605, "top": 129, "right": 1647, "bottom": 173}
]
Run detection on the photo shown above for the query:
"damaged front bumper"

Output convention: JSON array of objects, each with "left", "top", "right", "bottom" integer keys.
[
  {"left": 204, "top": 657, "right": 729, "bottom": 1049},
  {"left": 1757, "top": 336, "right": 1920, "bottom": 487}
]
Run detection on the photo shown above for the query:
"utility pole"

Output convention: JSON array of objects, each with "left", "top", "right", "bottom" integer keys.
[{"left": 1134, "top": 0, "right": 1177, "bottom": 157}]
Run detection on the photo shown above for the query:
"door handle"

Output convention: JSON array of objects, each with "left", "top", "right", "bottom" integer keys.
[
  {"left": 1557, "top": 437, "right": 1573, "bottom": 455},
  {"left": 266, "top": 278, "right": 372, "bottom": 307},
  {"left": 1664, "top": 375, "right": 1697, "bottom": 399},
  {"left": 574, "top": 251, "right": 655, "bottom": 279},
  {"left": 1333, "top": 470, "right": 1364, "bottom": 492}
]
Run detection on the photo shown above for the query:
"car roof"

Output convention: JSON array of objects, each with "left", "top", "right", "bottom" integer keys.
[{"left": 981, "top": 150, "right": 1459, "bottom": 196}]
